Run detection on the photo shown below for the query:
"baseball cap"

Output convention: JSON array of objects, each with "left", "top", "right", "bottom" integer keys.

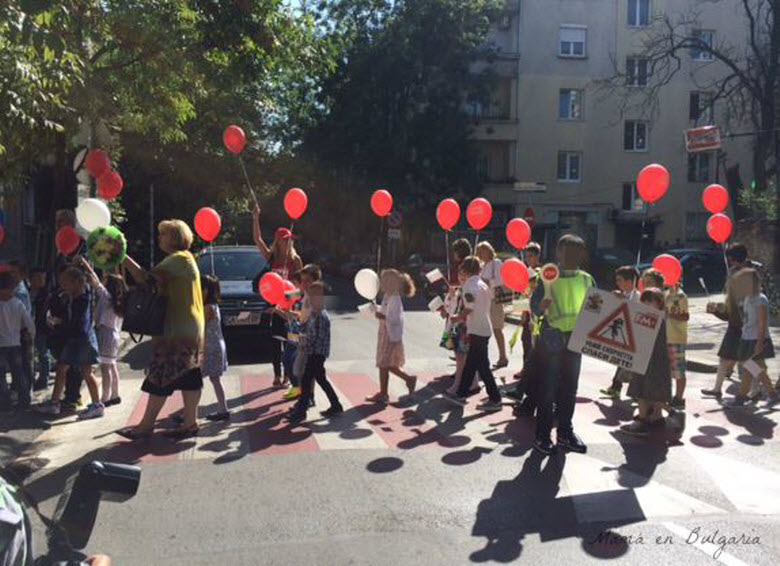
[{"left": 275, "top": 227, "right": 293, "bottom": 240}]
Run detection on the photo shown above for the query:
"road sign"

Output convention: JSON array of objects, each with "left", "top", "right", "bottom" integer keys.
[
  {"left": 387, "top": 228, "right": 401, "bottom": 240},
  {"left": 685, "top": 125, "right": 721, "bottom": 152},
  {"left": 523, "top": 206, "right": 535, "bottom": 229},
  {"left": 568, "top": 288, "right": 663, "bottom": 373},
  {"left": 388, "top": 210, "right": 403, "bottom": 228}
]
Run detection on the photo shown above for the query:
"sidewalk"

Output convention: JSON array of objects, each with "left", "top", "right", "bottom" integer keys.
[{"left": 506, "top": 295, "right": 780, "bottom": 377}]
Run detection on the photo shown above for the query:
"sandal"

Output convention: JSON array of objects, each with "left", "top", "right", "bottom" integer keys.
[
  {"left": 164, "top": 425, "right": 199, "bottom": 440},
  {"left": 116, "top": 427, "right": 153, "bottom": 440},
  {"left": 365, "top": 392, "right": 389, "bottom": 404}
]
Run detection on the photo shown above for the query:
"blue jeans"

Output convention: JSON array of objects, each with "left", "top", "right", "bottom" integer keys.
[
  {"left": 535, "top": 328, "right": 581, "bottom": 441},
  {"left": 0, "top": 346, "right": 30, "bottom": 406},
  {"left": 35, "top": 332, "right": 51, "bottom": 383},
  {"left": 282, "top": 342, "right": 299, "bottom": 386}
]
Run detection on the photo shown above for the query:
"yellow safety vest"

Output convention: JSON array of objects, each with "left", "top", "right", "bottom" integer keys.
[{"left": 547, "top": 271, "right": 593, "bottom": 332}]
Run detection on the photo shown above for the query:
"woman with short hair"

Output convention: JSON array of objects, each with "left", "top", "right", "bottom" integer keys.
[{"left": 119, "top": 219, "right": 205, "bottom": 439}]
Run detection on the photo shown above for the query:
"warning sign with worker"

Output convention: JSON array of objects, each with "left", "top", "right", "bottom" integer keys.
[{"left": 567, "top": 288, "right": 663, "bottom": 374}]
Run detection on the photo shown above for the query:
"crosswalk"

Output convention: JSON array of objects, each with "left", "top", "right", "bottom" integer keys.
[{"left": 16, "top": 357, "right": 780, "bottom": 530}]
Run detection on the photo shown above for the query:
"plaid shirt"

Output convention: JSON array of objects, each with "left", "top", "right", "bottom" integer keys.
[{"left": 303, "top": 310, "right": 330, "bottom": 358}]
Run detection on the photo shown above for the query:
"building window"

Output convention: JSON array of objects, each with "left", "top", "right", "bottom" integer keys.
[
  {"left": 478, "top": 142, "right": 513, "bottom": 182},
  {"left": 628, "top": 0, "right": 650, "bottom": 27},
  {"left": 689, "top": 91, "right": 714, "bottom": 125},
  {"left": 557, "top": 151, "right": 582, "bottom": 182},
  {"left": 624, "top": 120, "right": 648, "bottom": 151},
  {"left": 622, "top": 182, "right": 646, "bottom": 211},
  {"left": 497, "top": 14, "right": 511, "bottom": 31},
  {"left": 691, "top": 29, "right": 714, "bottom": 60},
  {"left": 626, "top": 57, "right": 649, "bottom": 86},
  {"left": 687, "top": 153, "right": 711, "bottom": 182},
  {"left": 559, "top": 89, "right": 583, "bottom": 120},
  {"left": 559, "top": 26, "right": 587, "bottom": 58}
]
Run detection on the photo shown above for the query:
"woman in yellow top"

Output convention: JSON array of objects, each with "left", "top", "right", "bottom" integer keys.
[{"left": 119, "top": 219, "right": 205, "bottom": 439}]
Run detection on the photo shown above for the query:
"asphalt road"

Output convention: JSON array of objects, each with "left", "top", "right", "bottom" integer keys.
[{"left": 5, "top": 306, "right": 780, "bottom": 566}]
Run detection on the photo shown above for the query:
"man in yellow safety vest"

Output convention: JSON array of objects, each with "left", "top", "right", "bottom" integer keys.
[{"left": 530, "top": 234, "right": 594, "bottom": 456}]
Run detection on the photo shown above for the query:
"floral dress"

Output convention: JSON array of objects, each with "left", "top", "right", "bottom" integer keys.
[
  {"left": 376, "top": 294, "right": 405, "bottom": 369},
  {"left": 203, "top": 304, "right": 228, "bottom": 378}
]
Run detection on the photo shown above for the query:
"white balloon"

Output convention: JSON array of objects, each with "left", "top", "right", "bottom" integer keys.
[
  {"left": 76, "top": 198, "right": 111, "bottom": 232},
  {"left": 354, "top": 268, "right": 379, "bottom": 301}
]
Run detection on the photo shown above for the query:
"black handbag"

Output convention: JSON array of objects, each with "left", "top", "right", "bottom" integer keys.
[{"left": 122, "top": 282, "right": 168, "bottom": 340}]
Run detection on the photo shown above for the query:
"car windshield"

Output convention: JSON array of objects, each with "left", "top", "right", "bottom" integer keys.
[{"left": 197, "top": 250, "right": 267, "bottom": 281}]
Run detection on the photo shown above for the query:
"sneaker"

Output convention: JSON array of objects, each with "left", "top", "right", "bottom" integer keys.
[
  {"left": 205, "top": 411, "right": 230, "bottom": 421},
  {"left": 599, "top": 388, "right": 620, "bottom": 399},
  {"left": 321, "top": 405, "right": 344, "bottom": 418},
  {"left": 533, "top": 437, "right": 555, "bottom": 456},
  {"left": 285, "top": 411, "right": 306, "bottom": 424},
  {"left": 35, "top": 401, "right": 61, "bottom": 415},
  {"left": 670, "top": 397, "right": 686, "bottom": 410},
  {"left": 78, "top": 402, "right": 105, "bottom": 420},
  {"left": 620, "top": 420, "right": 650, "bottom": 436},
  {"left": 442, "top": 391, "right": 467, "bottom": 406},
  {"left": 557, "top": 432, "right": 587, "bottom": 454},
  {"left": 700, "top": 388, "right": 722, "bottom": 400},
  {"left": 104, "top": 397, "right": 122, "bottom": 407},
  {"left": 283, "top": 387, "right": 302, "bottom": 400},
  {"left": 476, "top": 400, "right": 503, "bottom": 412},
  {"left": 61, "top": 399, "right": 82, "bottom": 411}
]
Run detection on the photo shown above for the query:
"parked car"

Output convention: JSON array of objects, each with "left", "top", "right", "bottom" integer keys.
[
  {"left": 589, "top": 248, "right": 637, "bottom": 289},
  {"left": 637, "top": 248, "right": 727, "bottom": 294},
  {"left": 196, "top": 246, "right": 279, "bottom": 353}
]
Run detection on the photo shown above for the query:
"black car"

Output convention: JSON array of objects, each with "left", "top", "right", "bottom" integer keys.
[
  {"left": 638, "top": 248, "right": 727, "bottom": 294},
  {"left": 196, "top": 246, "right": 279, "bottom": 350}
]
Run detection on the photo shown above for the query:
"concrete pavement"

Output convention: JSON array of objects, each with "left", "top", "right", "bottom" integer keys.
[{"left": 4, "top": 309, "right": 780, "bottom": 565}]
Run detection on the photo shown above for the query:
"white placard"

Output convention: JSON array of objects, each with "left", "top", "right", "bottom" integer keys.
[
  {"left": 742, "top": 359, "right": 761, "bottom": 378},
  {"left": 358, "top": 302, "right": 377, "bottom": 319},
  {"left": 426, "top": 268, "right": 444, "bottom": 283},
  {"left": 427, "top": 296, "right": 444, "bottom": 312},
  {"left": 568, "top": 288, "right": 664, "bottom": 374}
]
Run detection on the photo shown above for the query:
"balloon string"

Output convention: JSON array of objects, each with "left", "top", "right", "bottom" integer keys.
[
  {"left": 445, "top": 230, "right": 450, "bottom": 283},
  {"left": 238, "top": 155, "right": 259, "bottom": 208},
  {"left": 721, "top": 243, "right": 730, "bottom": 293},
  {"left": 210, "top": 245, "right": 215, "bottom": 276},
  {"left": 377, "top": 216, "right": 384, "bottom": 275},
  {"left": 635, "top": 206, "right": 650, "bottom": 267},
  {"left": 474, "top": 231, "right": 480, "bottom": 251},
  {"left": 290, "top": 221, "right": 295, "bottom": 234}
]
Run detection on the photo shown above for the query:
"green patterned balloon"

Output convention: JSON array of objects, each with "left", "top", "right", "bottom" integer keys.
[{"left": 86, "top": 225, "right": 127, "bottom": 271}]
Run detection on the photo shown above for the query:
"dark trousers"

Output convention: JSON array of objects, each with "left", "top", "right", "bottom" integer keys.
[
  {"left": 0, "top": 346, "right": 30, "bottom": 406},
  {"left": 294, "top": 354, "right": 341, "bottom": 413},
  {"left": 270, "top": 314, "right": 287, "bottom": 378},
  {"left": 34, "top": 332, "right": 51, "bottom": 383},
  {"left": 282, "top": 342, "right": 299, "bottom": 386},
  {"left": 521, "top": 321, "right": 533, "bottom": 365},
  {"left": 608, "top": 368, "right": 623, "bottom": 393},
  {"left": 456, "top": 335, "right": 501, "bottom": 403},
  {"left": 535, "top": 328, "right": 581, "bottom": 441},
  {"left": 516, "top": 342, "right": 541, "bottom": 407},
  {"left": 63, "top": 366, "right": 83, "bottom": 403}
]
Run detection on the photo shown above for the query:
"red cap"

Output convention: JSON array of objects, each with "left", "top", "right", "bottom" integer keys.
[{"left": 275, "top": 227, "right": 293, "bottom": 240}]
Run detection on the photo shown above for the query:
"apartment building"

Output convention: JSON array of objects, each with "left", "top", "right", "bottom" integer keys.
[{"left": 472, "top": 0, "right": 754, "bottom": 255}]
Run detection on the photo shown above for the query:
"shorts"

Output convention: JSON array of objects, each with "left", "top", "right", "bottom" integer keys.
[
  {"left": 667, "top": 343, "right": 686, "bottom": 380},
  {"left": 141, "top": 367, "right": 203, "bottom": 397},
  {"left": 489, "top": 302, "right": 505, "bottom": 330},
  {"left": 717, "top": 325, "right": 742, "bottom": 360},
  {"left": 58, "top": 335, "right": 98, "bottom": 367},
  {"left": 736, "top": 337, "right": 776, "bottom": 362},
  {"left": 97, "top": 325, "right": 121, "bottom": 364}
]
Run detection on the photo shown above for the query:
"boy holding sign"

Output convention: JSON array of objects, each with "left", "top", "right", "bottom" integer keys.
[{"left": 531, "top": 235, "right": 594, "bottom": 456}]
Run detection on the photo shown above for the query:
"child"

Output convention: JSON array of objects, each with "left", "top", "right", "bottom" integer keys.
[
  {"left": 641, "top": 267, "right": 665, "bottom": 291},
  {"left": 36, "top": 267, "right": 103, "bottom": 418},
  {"left": 734, "top": 268, "right": 776, "bottom": 403},
  {"left": 201, "top": 275, "right": 230, "bottom": 420},
  {"left": 531, "top": 234, "right": 594, "bottom": 456},
  {"left": 619, "top": 288, "right": 672, "bottom": 436},
  {"left": 666, "top": 280, "right": 690, "bottom": 409},
  {"left": 443, "top": 256, "right": 503, "bottom": 412},
  {"left": 0, "top": 272, "right": 35, "bottom": 410},
  {"left": 520, "top": 241, "right": 542, "bottom": 366},
  {"left": 76, "top": 257, "right": 126, "bottom": 407},
  {"left": 600, "top": 265, "right": 640, "bottom": 399},
  {"left": 28, "top": 267, "right": 51, "bottom": 391},
  {"left": 281, "top": 264, "right": 321, "bottom": 401},
  {"left": 286, "top": 281, "right": 343, "bottom": 423},
  {"left": 280, "top": 272, "right": 303, "bottom": 400},
  {"left": 366, "top": 269, "right": 418, "bottom": 403},
  {"left": 476, "top": 242, "right": 508, "bottom": 369}
]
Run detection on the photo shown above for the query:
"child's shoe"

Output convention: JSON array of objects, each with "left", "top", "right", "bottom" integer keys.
[
  {"left": 35, "top": 400, "right": 61, "bottom": 415},
  {"left": 78, "top": 402, "right": 105, "bottom": 420},
  {"left": 283, "top": 387, "right": 301, "bottom": 400}
]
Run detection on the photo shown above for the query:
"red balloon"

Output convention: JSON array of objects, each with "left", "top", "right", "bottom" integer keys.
[
  {"left": 702, "top": 184, "right": 729, "bottom": 214},
  {"left": 652, "top": 254, "right": 683, "bottom": 286},
  {"left": 259, "top": 272, "right": 285, "bottom": 305},
  {"left": 284, "top": 188, "right": 308, "bottom": 220},
  {"left": 500, "top": 258, "right": 530, "bottom": 293},
  {"left": 223, "top": 125, "right": 246, "bottom": 154},
  {"left": 506, "top": 218, "right": 531, "bottom": 250},
  {"left": 278, "top": 280, "right": 300, "bottom": 310},
  {"left": 55, "top": 226, "right": 81, "bottom": 256},
  {"left": 194, "top": 207, "right": 221, "bottom": 242},
  {"left": 96, "top": 170, "right": 124, "bottom": 200},
  {"left": 707, "top": 213, "right": 733, "bottom": 244},
  {"left": 466, "top": 198, "right": 493, "bottom": 231},
  {"left": 371, "top": 190, "right": 393, "bottom": 217},
  {"left": 85, "top": 150, "right": 110, "bottom": 178},
  {"left": 636, "top": 163, "right": 670, "bottom": 204},
  {"left": 436, "top": 198, "right": 460, "bottom": 231}
]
